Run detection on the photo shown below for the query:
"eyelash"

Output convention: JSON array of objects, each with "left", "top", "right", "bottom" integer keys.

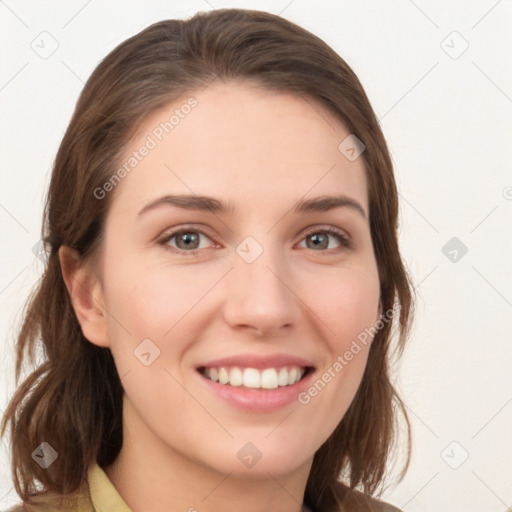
[{"left": 157, "top": 225, "right": 352, "bottom": 256}]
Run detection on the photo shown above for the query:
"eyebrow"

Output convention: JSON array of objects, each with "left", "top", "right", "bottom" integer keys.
[{"left": 137, "top": 193, "right": 367, "bottom": 219}]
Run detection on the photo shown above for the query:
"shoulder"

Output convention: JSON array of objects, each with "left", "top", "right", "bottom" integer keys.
[
  {"left": 348, "top": 491, "right": 402, "bottom": 512},
  {"left": 332, "top": 482, "right": 402, "bottom": 512}
]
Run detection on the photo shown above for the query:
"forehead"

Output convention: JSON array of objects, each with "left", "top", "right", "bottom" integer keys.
[{"left": 110, "top": 81, "right": 367, "bottom": 218}]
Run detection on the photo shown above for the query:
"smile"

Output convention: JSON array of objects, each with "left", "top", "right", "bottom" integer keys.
[{"left": 199, "top": 365, "right": 309, "bottom": 389}]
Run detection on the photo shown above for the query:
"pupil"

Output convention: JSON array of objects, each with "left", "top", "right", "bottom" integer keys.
[
  {"left": 309, "top": 233, "right": 327, "bottom": 250},
  {"left": 179, "top": 233, "right": 198, "bottom": 249}
]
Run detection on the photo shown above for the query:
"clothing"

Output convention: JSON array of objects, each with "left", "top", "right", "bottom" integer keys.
[
  {"left": 2, "top": 464, "right": 126, "bottom": 512},
  {"left": 87, "top": 463, "right": 130, "bottom": 511}
]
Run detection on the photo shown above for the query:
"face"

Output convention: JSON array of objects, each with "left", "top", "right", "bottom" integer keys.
[{"left": 84, "top": 81, "right": 380, "bottom": 478}]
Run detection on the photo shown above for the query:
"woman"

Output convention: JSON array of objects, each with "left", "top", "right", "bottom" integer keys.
[{"left": 1, "top": 8, "right": 413, "bottom": 512}]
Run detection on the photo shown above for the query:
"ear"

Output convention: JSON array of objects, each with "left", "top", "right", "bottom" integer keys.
[{"left": 59, "top": 245, "right": 110, "bottom": 348}]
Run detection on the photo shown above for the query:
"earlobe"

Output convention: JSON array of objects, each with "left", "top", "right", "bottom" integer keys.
[{"left": 58, "top": 245, "right": 110, "bottom": 348}]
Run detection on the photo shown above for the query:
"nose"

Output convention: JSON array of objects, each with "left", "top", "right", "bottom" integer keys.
[{"left": 222, "top": 243, "right": 302, "bottom": 338}]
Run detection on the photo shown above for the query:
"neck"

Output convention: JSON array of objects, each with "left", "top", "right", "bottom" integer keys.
[{"left": 103, "top": 398, "right": 313, "bottom": 512}]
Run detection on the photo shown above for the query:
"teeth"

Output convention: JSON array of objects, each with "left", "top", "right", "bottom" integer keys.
[
  {"left": 202, "top": 365, "right": 306, "bottom": 389},
  {"left": 218, "top": 367, "right": 229, "bottom": 385},
  {"left": 243, "top": 368, "right": 260, "bottom": 388},
  {"left": 278, "top": 367, "right": 289, "bottom": 387},
  {"left": 261, "top": 368, "right": 278, "bottom": 389},
  {"left": 288, "top": 367, "right": 298, "bottom": 385},
  {"left": 229, "top": 367, "right": 243, "bottom": 386}
]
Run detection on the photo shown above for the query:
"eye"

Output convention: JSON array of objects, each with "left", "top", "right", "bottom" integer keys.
[
  {"left": 158, "top": 227, "right": 215, "bottom": 256},
  {"left": 296, "top": 226, "right": 352, "bottom": 253},
  {"left": 157, "top": 225, "right": 352, "bottom": 256}
]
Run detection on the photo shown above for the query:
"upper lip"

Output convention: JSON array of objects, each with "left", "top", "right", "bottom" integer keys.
[{"left": 197, "top": 353, "right": 316, "bottom": 370}]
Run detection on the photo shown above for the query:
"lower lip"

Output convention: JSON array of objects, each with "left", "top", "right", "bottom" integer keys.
[{"left": 197, "top": 369, "right": 315, "bottom": 412}]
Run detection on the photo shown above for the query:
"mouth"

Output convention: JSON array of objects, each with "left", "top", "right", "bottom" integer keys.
[{"left": 197, "top": 365, "right": 314, "bottom": 390}]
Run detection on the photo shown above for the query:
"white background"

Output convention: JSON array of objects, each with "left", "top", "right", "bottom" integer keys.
[{"left": 1, "top": 1, "right": 511, "bottom": 511}]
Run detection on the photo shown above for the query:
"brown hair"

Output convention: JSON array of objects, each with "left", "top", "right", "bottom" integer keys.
[{"left": 1, "top": 8, "right": 413, "bottom": 512}]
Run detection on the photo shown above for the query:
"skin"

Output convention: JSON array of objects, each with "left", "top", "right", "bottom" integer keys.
[{"left": 60, "top": 81, "right": 381, "bottom": 512}]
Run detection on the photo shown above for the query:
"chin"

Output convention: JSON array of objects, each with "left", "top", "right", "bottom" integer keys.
[{"left": 201, "top": 438, "right": 315, "bottom": 479}]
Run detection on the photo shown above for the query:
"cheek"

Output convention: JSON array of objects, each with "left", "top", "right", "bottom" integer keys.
[
  {"left": 311, "top": 266, "right": 380, "bottom": 348},
  {"left": 102, "top": 260, "right": 226, "bottom": 379},
  {"left": 297, "top": 273, "right": 379, "bottom": 436},
  {"left": 104, "top": 261, "right": 211, "bottom": 337},
  {"left": 300, "top": 266, "right": 379, "bottom": 407}
]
